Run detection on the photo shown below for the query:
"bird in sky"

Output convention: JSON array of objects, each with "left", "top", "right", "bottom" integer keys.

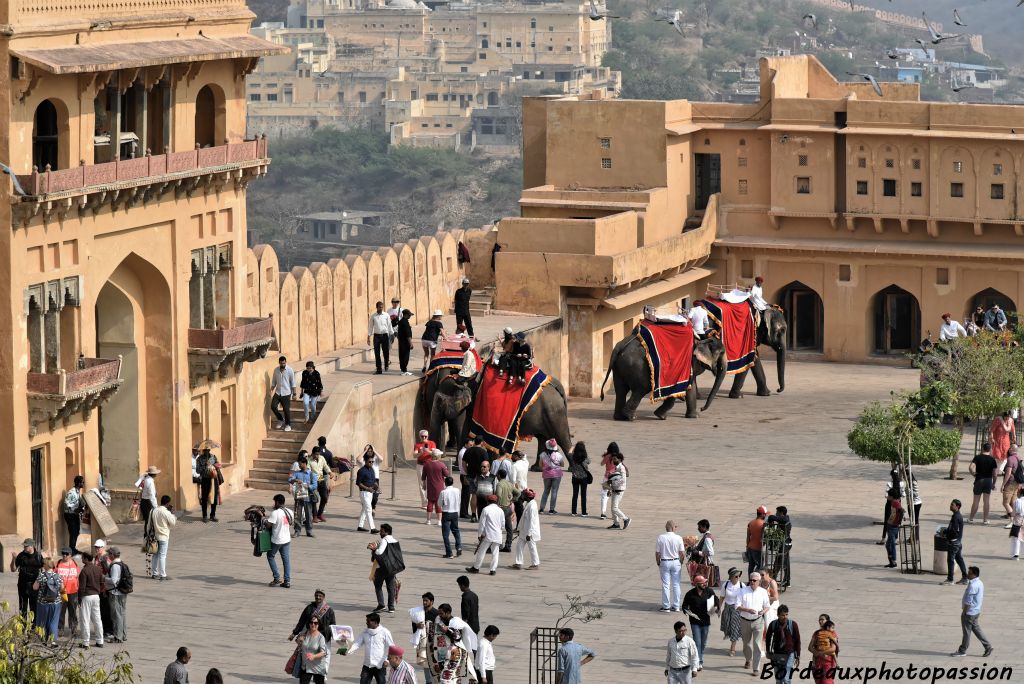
[
  {"left": 847, "top": 71, "right": 884, "bottom": 97},
  {"left": 922, "top": 12, "right": 961, "bottom": 44},
  {"left": 802, "top": 13, "right": 818, "bottom": 29},
  {"left": 653, "top": 8, "right": 684, "bottom": 35},
  {"left": 588, "top": 0, "right": 619, "bottom": 21},
  {"left": 953, "top": 8, "right": 966, "bottom": 26}
]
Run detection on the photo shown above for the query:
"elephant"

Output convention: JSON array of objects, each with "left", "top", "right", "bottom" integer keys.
[
  {"left": 428, "top": 371, "right": 573, "bottom": 454},
  {"left": 723, "top": 307, "right": 787, "bottom": 398},
  {"left": 599, "top": 331, "right": 728, "bottom": 421},
  {"left": 421, "top": 366, "right": 465, "bottom": 449}
]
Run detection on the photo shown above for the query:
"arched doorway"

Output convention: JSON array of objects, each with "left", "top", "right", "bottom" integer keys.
[
  {"left": 969, "top": 288, "right": 1016, "bottom": 325},
  {"left": 220, "top": 399, "right": 233, "bottom": 464},
  {"left": 777, "top": 281, "right": 824, "bottom": 351},
  {"left": 95, "top": 255, "right": 173, "bottom": 489},
  {"left": 194, "top": 84, "right": 225, "bottom": 148},
  {"left": 872, "top": 285, "right": 921, "bottom": 354},
  {"left": 33, "top": 100, "right": 60, "bottom": 170},
  {"left": 191, "top": 409, "right": 203, "bottom": 449}
]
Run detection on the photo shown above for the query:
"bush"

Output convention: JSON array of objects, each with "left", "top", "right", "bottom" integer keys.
[{"left": 848, "top": 400, "right": 961, "bottom": 465}]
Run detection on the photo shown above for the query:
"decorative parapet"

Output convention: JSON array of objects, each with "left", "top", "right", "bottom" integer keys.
[
  {"left": 27, "top": 356, "right": 122, "bottom": 438},
  {"left": 11, "top": 137, "right": 269, "bottom": 226},
  {"left": 187, "top": 316, "right": 276, "bottom": 387}
]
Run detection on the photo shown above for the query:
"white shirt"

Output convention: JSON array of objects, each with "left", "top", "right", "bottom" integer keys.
[
  {"left": 655, "top": 532, "right": 684, "bottom": 561},
  {"left": 476, "top": 637, "right": 496, "bottom": 673},
  {"left": 940, "top": 320, "right": 968, "bottom": 340},
  {"left": 139, "top": 475, "right": 157, "bottom": 506},
  {"left": 459, "top": 349, "right": 477, "bottom": 377},
  {"left": 721, "top": 580, "right": 745, "bottom": 606},
  {"left": 273, "top": 366, "right": 297, "bottom": 396},
  {"left": 374, "top": 534, "right": 398, "bottom": 556},
  {"left": 609, "top": 462, "right": 627, "bottom": 492},
  {"left": 439, "top": 486, "right": 461, "bottom": 513},
  {"left": 688, "top": 306, "right": 709, "bottom": 335},
  {"left": 750, "top": 284, "right": 768, "bottom": 311},
  {"left": 150, "top": 506, "right": 177, "bottom": 542},
  {"left": 478, "top": 504, "right": 505, "bottom": 543},
  {"left": 349, "top": 626, "right": 395, "bottom": 668},
  {"left": 386, "top": 306, "right": 402, "bottom": 320},
  {"left": 736, "top": 585, "right": 771, "bottom": 618},
  {"left": 520, "top": 499, "right": 541, "bottom": 540},
  {"left": 666, "top": 635, "right": 698, "bottom": 670},
  {"left": 510, "top": 459, "right": 529, "bottom": 489},
  {"left": 368, "top": 311, "right": 395, "bottom": 336},
  {"left": 267, "top": 507, "right": 293, "bottom": 545},
  {"left": 443, "top": 616, "right": 478, "bottom": 652}
]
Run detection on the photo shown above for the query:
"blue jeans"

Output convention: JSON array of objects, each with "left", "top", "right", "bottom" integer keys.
[
  {"left": 770, "top": 653, "right": 795, "bottom": 684},
  {"left": 885, "top": 525, "right": 898, "bottom": 563},
  {"left": 442, "top": 512, "right": 462, "bottom": 556},
  {"left": 947, "top": 540, "right": 967, "bottom": 581},
  {"left": 303, "top": 393, "right": 319, "bottom": 421},
  {"left": 267, "top": 541, "right": 291, "bottom": 582},
  {"left": 152, "top": 540, "right": 169, "bottom": 578},
  {"left": 539, "top": 477, "right": 561, "bottom": 512},
  {"left": 691, "top": 622, "right": 709, "bottom": 665},
  {"left": 35, "top": 601, "right": 61, "bottom": 642}
]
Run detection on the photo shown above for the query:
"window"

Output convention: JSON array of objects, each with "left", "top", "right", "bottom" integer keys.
[
  {"left": 798, "top": 155, "right": 808, "bottom": 167},
  {"left": 547, "top": 46, "right": 553, "bottom": 51},
  {"left": 739, "top": 138, "right": 746, "bottom": 146},
  {"left": 505, "top": 39, "right": 511, "bottom": 48},
  {"left": 266, "top": 93, "right": 278, "bottom": 101},
  {"left": 936, "top": 268, "right": 949, "bottom": 286},
  {"left": 446, "top": 123, "right": 452, "bottom": 128},
  {"left": 601, "top": 158, "right": 612, "bottom": 169},
  {"left": 839, "top": 265, "right": 851, "bottom": 282},
  {"left": 426, "top": 93, "right": 438, "bottom": 101},
  {"left": 883, "top": 179, "right": 896, "bottom": 197},
  {"left": 516, "top": 41, "right": 521, "bottom": 48},
  {"left": 741, "top": 260, "right": 754, "bottom": 279},
  {"left": 481, "top": 38, "right": 488, "bottom": 48},
  {"left": 421, "top": 123, "right": 429, "bottom": 128},
  {"left": 738, "top": 157, "right": 747, "bottom": 167},
  {"left": 738, "top": 179, "right": 748, "bottom": 195},
  {"left": 911, "top": 182, "right": 922, "bottom": 197},
  {"left": 479, "top": 52, "right": 487, "bottom": 59},
  {"left": 885, "top": 159, "right": 894, "bottom": 168},
  {"left": 912, "top": 159, "right": 921, "bottom": 170},
  {"left": 249, "top": 94, "right": 261, "bottom": 101},
  {"left": 857, "top": 157, "right": 866, "bottom": 168},
  {"left": 565, "top": 46, "right": 571, "bottom": 51},
  {"left": 992, "top": 183, "right": 1005, "bottom": 200},
  {"left": 796, "top": 177, "right": 811, "bottom": 194},
  {"left": 994, "top": 163, "right": 1003, "bottom": 176},
  {"left": 599, "top": 137, "right": 610, "bottom": 149},
  {"left": 482, "top": 21, "right": 487, "bottom": 27},
  {"left": 433, "top": 123, "right": 441, "bottom": 128},
  {"left": 530, "top": 17, "right": 536, "bottom": 28},
  {"left": 856, "top": 181, "right": 868, "bottom": 195},
  {"left": 953, "top": 161, "right": 963, "bottom": 173},
  {"left": 358, "top": 91, "right": 366, "bottom": 103},
  {"left": 951, "top": 182, "right": 964, "bottom": 198}
]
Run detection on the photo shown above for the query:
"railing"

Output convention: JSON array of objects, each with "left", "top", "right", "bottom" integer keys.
[
  {"left": 17, "top": 137, "right": 268, "bottom": 197},
  {"left": 188, "top": 316, "right": 275, "bottom": 350},
  {"left": 27, "top": 357, "right": 122, "bottom": 396},
  {"left": 14, "top": 0, "right": 245, "bottom": 22}
]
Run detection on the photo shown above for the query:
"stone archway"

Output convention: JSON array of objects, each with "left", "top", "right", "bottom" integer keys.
[
  {"left": 967, "top": 288, "right": 1017, "bottom": 327},
  {"left": 776, "top": 281, "right": 824, "bottom": 352},
  {"left": 872, "top": 285, "right": 920, "bottom": 354}
]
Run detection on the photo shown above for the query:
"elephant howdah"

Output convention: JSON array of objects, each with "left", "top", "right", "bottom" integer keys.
[
  {"left": 635, "top": 320, "right": 694, "bottom": 400},
  {"left": 468, "top": 364, "right": 551, "bottom": 453},
  {"left": 698, "top": 298, "right": 757, "bottom": 374}
]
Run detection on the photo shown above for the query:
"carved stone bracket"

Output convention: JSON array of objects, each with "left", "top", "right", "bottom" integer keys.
[
  {"left": 187, "top": 337, "right": 273, "bottom": 388},
  {"left": 27, "top": 379, "right": 123, "bottom": 438}
]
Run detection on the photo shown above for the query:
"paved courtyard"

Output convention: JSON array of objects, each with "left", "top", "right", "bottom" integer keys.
[{"left": 4, "top": 360, "right": 1023, "bottom": 682}]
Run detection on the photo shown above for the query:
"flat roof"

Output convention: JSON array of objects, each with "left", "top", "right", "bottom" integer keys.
[{"left": 299, "top": 211, "right": 384, "bottom": 220}]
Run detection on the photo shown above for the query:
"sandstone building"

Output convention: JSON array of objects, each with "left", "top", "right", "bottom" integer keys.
[{"left": 496, "top": 55, "right": 1024, "bottom": 396}]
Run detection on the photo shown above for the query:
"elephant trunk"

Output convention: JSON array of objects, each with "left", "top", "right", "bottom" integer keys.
[
  {"left": 775, "top": 344, "right": 786, "bottom": 393},
  {"left": 701, "top": 358, "right": 727, "bottom": 411}
]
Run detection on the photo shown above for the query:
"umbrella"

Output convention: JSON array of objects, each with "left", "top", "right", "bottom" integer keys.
[{"left": 194, "top": 439, "right": 221, "bottom": 450}]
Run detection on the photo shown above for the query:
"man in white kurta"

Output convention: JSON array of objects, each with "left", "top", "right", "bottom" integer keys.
[
  {"left": 512, "top": 489, "right": 541, "bottom": 569},
  {"left": 467, "top": 496, "right": 504, "bottom": 574}
]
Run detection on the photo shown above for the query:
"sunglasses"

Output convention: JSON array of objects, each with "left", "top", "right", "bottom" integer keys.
[{"left": 310, "top": 620, "right": 319, "bottom": 625}]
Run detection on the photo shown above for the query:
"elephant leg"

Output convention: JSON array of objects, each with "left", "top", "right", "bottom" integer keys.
[
  {"left": 751, "top": 357, "right": 771, "bottom": 397},
  {"left": 728, "top": 370, "right": 748, "bottom": 398},
  {"left": 612, "top": 372, "right": 631, "bottom": 421},
  {"left": 653, "top": 397, "right": 676, "bottom": 420},
  {"left": 623, "top": 390, "right": 645, "bottom": 421},
  {"left": 684, "top": 386, "right": 698, "bottom": 418}
]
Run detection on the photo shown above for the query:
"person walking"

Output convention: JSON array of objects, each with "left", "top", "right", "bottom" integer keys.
[
  {"left": 569, "top": 442, "right": 591, "bottom": 517},
  {"left": 77, "top": 552, "right": 105, "bottom": 649},
  {"left": 555, "top": 628, "right": 595, "bottom": 684},
  {"left": 163, "top": 647, "right": 191, "bottom": 684},
  {"left": 104, "top": 547, "right": 128, "bottom": 643},
  {"left": 457, "top": 575, "right": 480, "bottom": 635},
  {"left": 598, "top": 443, "right": 621, "bottom": 519},
  {"left": 606, "top": 453, "right": 631, "bottom": 530},
  {"left": 746, "top": 506, "right": 768, "bottom": 575},
  {"left": 720, "top": 567, "right": 744, "bottom": 656},
  {"left": 990, "top": 413, "right": 1015, "bottom": 474},
  {"left": 420, "top": 310, "right": 446, "bottom": 374},
  {"left": 467, "top": 495, "right": 504, "bottom": 575},
  {"left": 290, "top": 588, "right": 337, "bottom": 646},
  {"left": 386, "top": 644, "right": 418, "bottom": 683},
  {"left": 369, "top": 524, "right": 402, "bottom": 613},
  {"left": 941, "top": 499, "right": 969, "bottom": 586},
  {"left": 474, "top": 460, "right": 497, "bottom": 517},
  {"left": 309, "top": 446, "right": 333, "bottom": 523},
  {"left": 951, "top": 566, "right": 993, "bottom": 658},
  {"left": 656, "top": 521, "right": 685, "bottom": 613},
  {"left": 150, "top": 495, "right": 177, "bottom": 580},
  {"left": 137, "top": 466, "right": 160, "bottom": 539},
  {"left": 32, "top": 558, "right": 64, "bottom": 643},
  {"left": 439, "top": 476, "right": 463, "bottom": 558},
  {"left": 538, "top": 440, "right": 565, "bottom": 514},
  {"left": 454, "top": 277, "right": 474, "bottom": 336},
  {"left": 1001, "top": 447, "right": 1022, "bottom": 521},
  {"left": 357, "top": 452, "right": 380, "bottom": 533},
  {"left": 422, "top": 448, "right": 450, "bottom": 526},
  {"left": 682, "top": 575, "right": 718, "bottom": 669},
  {"left": 736, "top": 571, "right": 771, "bottom": 676},
  {"left": 510, "top": 450, "right": 529, "bottom": 522},
  {"left": 808, "top": 617, "right": 838, "bottom": 684},
  {"left": 271, "top": 355, "right": 298, "bottom": 431},
  {"left": 289, "top": 457, "right": 319, "bottom": 538},
  {"left": 461, "top": 437, "right": 487, "bottom": 521},
  {"left": 265, "top": 493, "right": 294, "bottom": 588},
  {"left": 512, "top": 488, "right": 541, "bottom": 570},
  {"left": 476, "top": 625, "right": 500, "bottom": 684},
  {"left": 205, "top": 668, "right": 223, "bottom": 684},
  {"left": 969, "top": 443, "right": 997, "bottom": 524},
  {"left": 494, "top": 469, "right": 519, "bottom": 552},
  {"left": 765, "top": 605, "right": 801, "bottom": 684},
  {"left": 396, "top": 309, "right": 414, "bottom": 376},
  {"left": 1010, "top": 487, "right": 1024, "bottom": 559},
  {"left": 195, "top": 449, "right": 220, "bottom": 523},
  {"left": 664, "top": 621, "right": 699, "bottom": 684},
  {"left": 882, "top": 489, "right": 903, "bottom": 569},
  {"left": 296, "top": 612, "right": 329, "bottom": 683},
  {"left": 368, "top": 300, "right": 396, "bottom": 374},
  {"left": 56, "top": 547, "right": 80, "bottom": 637},
  {"left": 63, "top": 475, "right": 86, "bottom": 552},
  {"left": 687, "top": 520, "right": 715, "bottom": 585},
  {"left": 345, "top": 612, "right": 395, "bottom": 684},
  {"left": 10, "top": 538, "right": 43, "bottom": 618},
  {"left": 300, "top": 360, "right": 323, "bottom": 423}
]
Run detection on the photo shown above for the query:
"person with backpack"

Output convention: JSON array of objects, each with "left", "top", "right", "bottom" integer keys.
[
  {"left": 1000, "top": 446, "right": 1023, "bottom": 520},
  {"left": 63, "top": 475, "right": 86, "bottom": 552},
  {"left": 103, "top": 547, "right": 131, "bottom": 643},
  {"left": 32, "top": 557, "right": 64, "bottom": 643},
  {"left": 369, "top": 524, "right": 403, "bottom": 613},
  {"left": 265, "top": 493, "right": 294, "bottom": 588}
]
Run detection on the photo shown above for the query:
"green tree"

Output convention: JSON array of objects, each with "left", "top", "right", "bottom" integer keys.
[
  {"left": 0, "top": 603, "right": 137, "bottom": 683},
  {"left": 847, "top": 385, "right": 960, "bottom": 466}
]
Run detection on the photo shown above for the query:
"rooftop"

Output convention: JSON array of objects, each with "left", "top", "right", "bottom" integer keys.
[{"left": 298, "top": 210, "right": 384, "bottom": 221}]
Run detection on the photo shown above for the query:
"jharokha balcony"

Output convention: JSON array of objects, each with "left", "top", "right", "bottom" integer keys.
[
  {"left": 187, "top": 316, "right": 276, "bottom": 387},
  {"left": 11, "top": 137, "right": 269, "bottom": 226},
  {"left": 27, "top": 357, "right": 123, "bottom": 437}
]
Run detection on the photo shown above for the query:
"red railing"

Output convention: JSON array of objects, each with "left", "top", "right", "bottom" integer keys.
[
  {"left": 188, "top": 316, "right": 275, "bottom": 350},
  {"left": 27, "top": 357, "right": 122, "bottom": 395},
  {"left": 18, "top": 137, "right": 268, "bottom": 197}
]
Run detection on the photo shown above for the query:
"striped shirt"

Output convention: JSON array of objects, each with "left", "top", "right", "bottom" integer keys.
[{"left": 387, "top": 659, "right": 419, "bottom": 684}]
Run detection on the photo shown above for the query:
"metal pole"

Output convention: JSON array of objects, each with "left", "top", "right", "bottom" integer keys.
[
  {"left": 348, "top": 454, "right": 355, "bottom": 498},
  {"left": 389, "top": 454, "right": 397, "bottom": 501}
]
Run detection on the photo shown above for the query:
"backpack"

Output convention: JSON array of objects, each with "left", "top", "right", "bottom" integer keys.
[
  {"left": 39, "top": 572, "right": 63, "bottom": 602},
  {"left": 1013, "top": 459, "right": 1024, "bottom": 486},
  {"left": 115, "top": 562, "right": 134, "bottom": 594}
]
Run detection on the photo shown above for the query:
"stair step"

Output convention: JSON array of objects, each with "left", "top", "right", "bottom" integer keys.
[
  {"left": 249, "top": 467, "right": 292, "bottom": 480},
  {"left": 244, "top": 478, "right": 292, "bottom": 491},
  {"left": 257, "top": 449, "right": 301, "bottom": 460}
]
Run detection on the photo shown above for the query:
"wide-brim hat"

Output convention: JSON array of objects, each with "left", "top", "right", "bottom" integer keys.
[
  {"left": 146, "top": 466, "right": 161, "bottom": 475},
  {"left": 432, "top": 309, "right": 443, "bottom": 317}
]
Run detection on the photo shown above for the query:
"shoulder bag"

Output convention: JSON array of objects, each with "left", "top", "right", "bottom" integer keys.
[{"left": 378, "top": 541, "right": 406, "bottom": 576}]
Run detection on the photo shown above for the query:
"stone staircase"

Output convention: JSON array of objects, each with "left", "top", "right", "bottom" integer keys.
[
  {"left": 244, "top": 400, "right": 321, "bottom": 491},
  {"left": 468, "top": 286, "right": 495, "bottom": 315}
]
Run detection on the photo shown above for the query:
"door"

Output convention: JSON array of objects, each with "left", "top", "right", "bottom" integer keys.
[
  {"left": 879, "top": 293, "right": 919, "bottom": 353},
  {"left": 789, "top": 290, "right": 823, "bottom": 351},
  {"left": 30, "top": 448, "right": 44, "bottom": 546},
  {"left": 695, "top": 153, "right": 721, "bottom": 210}
]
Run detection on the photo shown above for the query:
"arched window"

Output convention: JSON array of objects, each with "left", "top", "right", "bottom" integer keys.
[
  {"left": 777, "top": 281, "right": 823, "bottom": 351},
  {"left": 530, "top": 17, "right": 536, "bottom": 28},
  {"left": 195, "top": 84, "right": 226, "bottom": 148},
  {"left": 487, "top": 92, "right": 499, "bottom": 106},
  {"left": 33, "top": 100, "right": 60, "bottom": 170},
  {"left": 481, "top": 38, "right": 489, "bottom": 48}
]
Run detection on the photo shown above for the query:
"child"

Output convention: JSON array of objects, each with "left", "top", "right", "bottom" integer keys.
[{"left": 476, "top": 625, "right": 500, "bottom": 684}]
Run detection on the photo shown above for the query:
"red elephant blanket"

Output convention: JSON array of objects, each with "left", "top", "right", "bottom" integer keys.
[
  {"left": 636, "top": 320, "right": 694, "bottom": 402},
  {"left": 699, "top": 298, "right": 757, "bottom": 375},
  {"left": 468, "top": 363, "right": 550, "bottom": 453}
]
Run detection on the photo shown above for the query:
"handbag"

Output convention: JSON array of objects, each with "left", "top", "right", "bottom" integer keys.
[
  {"left": 127, "top": 492, "right": 141, "bottom": 522},
  {"left": 143, "top": 535, "right": 158, "bottom": 554},
  {"left": 378, "top": 541, "right": 406, "bottom": 576},
  {"left": 257, "top": 529, "right": 273, "bottom": 554},
  {"left": 285, "top": 644, "right": 300, "bottom": 676},
  {"left": 584, "top": 471, "right": 594, "bottom": 485}
]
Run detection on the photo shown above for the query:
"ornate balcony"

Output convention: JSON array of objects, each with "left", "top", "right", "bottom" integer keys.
[
  {"left": 187, "top": 316, "right": 276, "bottom": 387},
  {"left": 27, "top": 357, "right": 123, "bottom": 437},
  {"left": 12, "top": 137, "right": 269, "bottom": 226}
]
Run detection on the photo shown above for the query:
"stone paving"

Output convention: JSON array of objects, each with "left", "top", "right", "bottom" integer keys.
[{"left": 5, "top": 360, "right": 1024, "bottom": 682}]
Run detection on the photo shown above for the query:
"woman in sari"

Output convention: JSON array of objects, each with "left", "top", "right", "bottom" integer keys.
[
  {"left": 809, "top": 615, "right": 839, "bottom": 684},
  {"left": 991, "top": 412, "right": 1016, "bottom": 473},
  {"left": 719, "top": 567, "right": 744, "bottom": 656}
]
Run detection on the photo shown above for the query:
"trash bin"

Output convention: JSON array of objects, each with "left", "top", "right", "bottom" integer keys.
[{"left": 934, "top": 526, "right": 950, "bottom": 575}]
